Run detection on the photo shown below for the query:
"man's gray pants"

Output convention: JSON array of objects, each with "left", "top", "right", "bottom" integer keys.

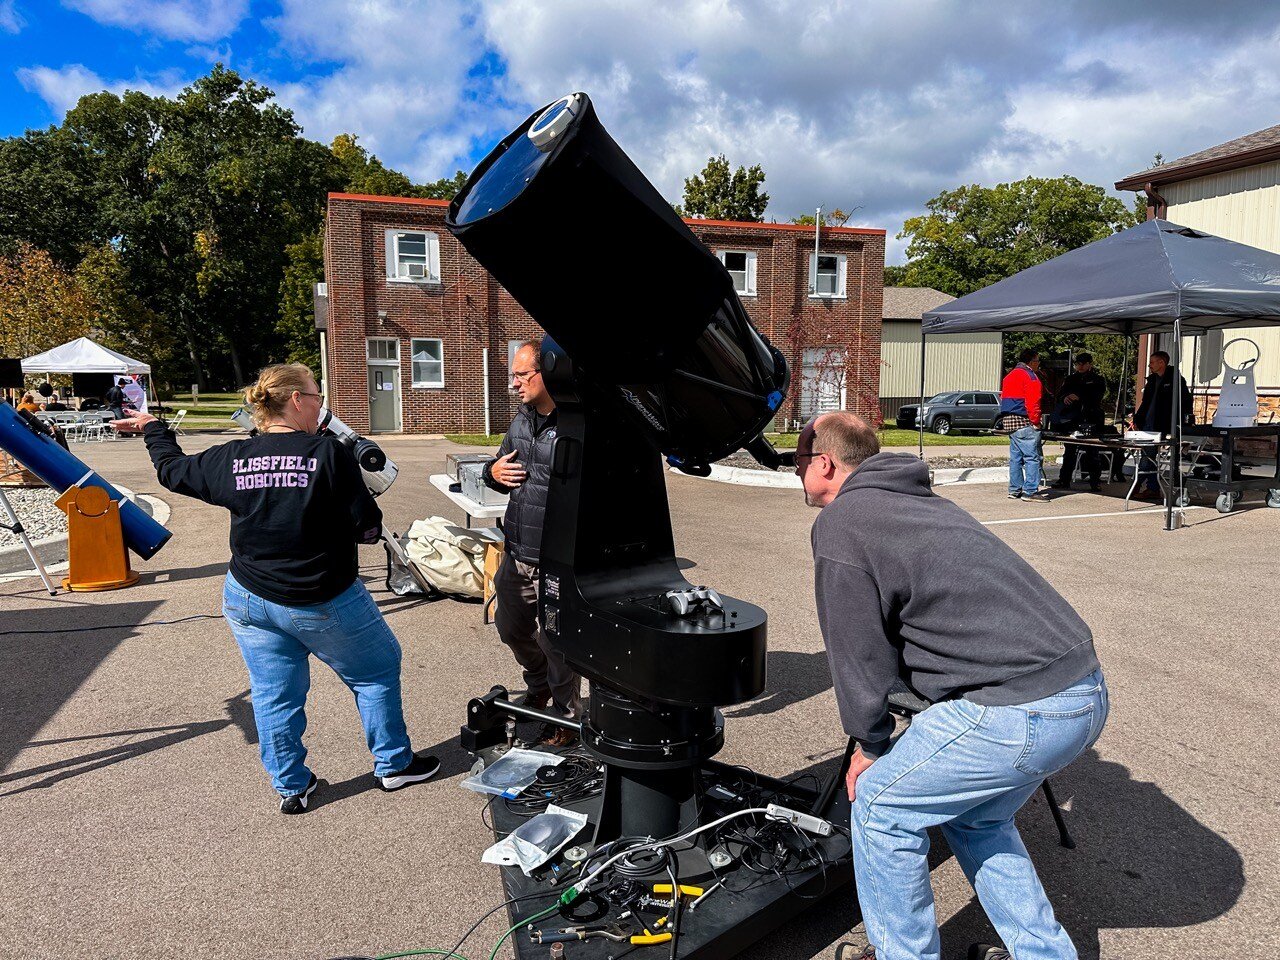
[{"left": 494, "top": 556, "right": 581, "bottom": 716}]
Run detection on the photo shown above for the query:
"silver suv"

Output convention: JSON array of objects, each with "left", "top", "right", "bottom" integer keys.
[{"left": 896, "top": 391, "right": 1001, "bottom": 435}]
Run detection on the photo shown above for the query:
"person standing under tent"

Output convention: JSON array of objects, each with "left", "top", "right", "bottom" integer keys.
[
  {"left": 1131, "top": 350, "right": 1193, "bottom": 501},
  {"left": 998, "top": 349, "right": 1048, "bottom": 502}
]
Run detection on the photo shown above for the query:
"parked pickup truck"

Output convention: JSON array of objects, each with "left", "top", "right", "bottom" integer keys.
[{"left": 896, "top": 391, "right": 1001, "bottom": 435}]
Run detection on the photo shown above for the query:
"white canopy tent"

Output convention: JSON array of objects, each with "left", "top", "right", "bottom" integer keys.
[
  {"left": 22, "top": 337, "right": 152, "bottom": 413},
  {"left": 21, "top": 337, "right": 151, "bottom": 375}
]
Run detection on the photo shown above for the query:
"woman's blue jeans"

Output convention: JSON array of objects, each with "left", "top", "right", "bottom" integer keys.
[
  {"left": 851, "top": 669, "right": 1108, "bottom": 960},
  {"left": 221, "top": 573, "right": 414, "bottom": 796}
]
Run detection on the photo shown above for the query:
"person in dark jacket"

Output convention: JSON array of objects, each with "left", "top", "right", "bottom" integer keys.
[
  {"left": 113, "top": 363, "right": 438, "bottom": 814},
  {"left": 104, "top": 378, "right": 129, "bottom": 420},
  {"left": 797, "top": 412, "right": 1107, "bottom": 960},
  {"left": 1132, "top": 350, "right": 1194, "bottom": 499},
  {"left": 483, "top": 340, "right": 580, "bottom": 746},
  {"left": 1051, "top": 352, "right": 1107, "bottom": 491}
]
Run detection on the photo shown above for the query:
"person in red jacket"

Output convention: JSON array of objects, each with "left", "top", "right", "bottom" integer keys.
[{"left": 999, "top": 348, "right": 1048, "bottom": 502}]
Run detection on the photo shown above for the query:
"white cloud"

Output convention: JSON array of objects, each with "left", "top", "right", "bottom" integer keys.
[
  {"left": 61, "top": 0, "right": 248, "bottom": 42},
  {"left": 16, "top": 63, "right": 188, "bottom": 117},
  {"left": 1, "top": 0, "right": 24, "bottom": 33},
  {"left": 267, "top": 0, "right": 521, "bottom": 176},
  {"left": 467, "top": 0, "right": 1280, "bottom": 262}
]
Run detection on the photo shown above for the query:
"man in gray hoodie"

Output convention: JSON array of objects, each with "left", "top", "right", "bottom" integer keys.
[{"left": 797, "top": 412, "right": 1107, "bottom": 960}]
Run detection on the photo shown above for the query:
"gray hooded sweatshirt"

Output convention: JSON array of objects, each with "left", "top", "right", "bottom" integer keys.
[{"left": 811, "top": 452, "right": 1099, "bottom": 758}]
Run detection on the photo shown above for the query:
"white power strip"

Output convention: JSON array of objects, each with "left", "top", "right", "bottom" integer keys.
[{"left": 765, "top": 803, "right": 833, "bottom": 837}]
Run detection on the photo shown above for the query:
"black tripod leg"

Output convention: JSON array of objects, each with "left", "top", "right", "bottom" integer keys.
[{"left": 1041, "top": 779, "right": 1075, "bottom": 849}]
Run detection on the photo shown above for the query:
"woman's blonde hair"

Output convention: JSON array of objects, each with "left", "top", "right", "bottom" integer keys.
[{"left": 244, "top": 363, "right": 316, "bottom": 429}]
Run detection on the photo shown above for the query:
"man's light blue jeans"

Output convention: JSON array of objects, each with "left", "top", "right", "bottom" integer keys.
[
  {"left": 221, "top": 573, "right": 414, "bottom": 796},
  {"left": 851, "top": 669, "right": 1108, "bottom": 960},
  {"left": 1008, "top": 426, "right": 1043, "bottom": 496}
]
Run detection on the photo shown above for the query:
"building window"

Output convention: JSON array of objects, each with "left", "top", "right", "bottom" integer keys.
[
  {"left": 507, "top": 339, "right": 526, "bottom": 392},
  {"left": 717, "top": 250, "right": 757, "bottom": 296},
  {"left": 384, "top": 229, "right": 441, "bottom": 283},
  {"left": 808, "top": 253, "right": 847, "bottom": 299},
  {"left": 367, "top": 338, "right": 399, "bottom": 362},
  {"left": 411, "top": 338, "right": 444, "bottom": 387},
  {"left": 800, "top": 347, "right": 846, "bottom": 420}
]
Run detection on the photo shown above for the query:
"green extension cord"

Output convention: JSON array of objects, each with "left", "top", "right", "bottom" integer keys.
[
  {"left": 487, "top": 903, "right": 562, "bottom": 960},
  {"left": 374, "top": 900, "right": 563, "bottom": 960}
]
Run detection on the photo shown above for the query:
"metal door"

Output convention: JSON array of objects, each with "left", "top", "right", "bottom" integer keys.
[
  {"left": 368, "top": 366, "right": 399, "bottom": 432},
  {"left": 954, "top": 393, "right": 977, "bottom": 426}
]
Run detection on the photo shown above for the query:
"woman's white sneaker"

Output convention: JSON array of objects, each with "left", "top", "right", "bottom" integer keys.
[{"left": 379, "top": 753, "right": 441, "bottom": 791}]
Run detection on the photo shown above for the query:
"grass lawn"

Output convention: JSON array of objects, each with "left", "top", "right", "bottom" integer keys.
[
  {"left": 444, "top": 429, "right": 1009, "bottom": 448},
  {"left": 156, "top": 391, "right": 242, "bottom": 430}
]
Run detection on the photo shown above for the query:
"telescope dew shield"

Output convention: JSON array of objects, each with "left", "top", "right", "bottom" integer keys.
[
  {"left": 0, "top": 404, "right": 171, "bottom": 559},
  {"left": 447, "top": 93, "right": 789, "bottom": 469}
]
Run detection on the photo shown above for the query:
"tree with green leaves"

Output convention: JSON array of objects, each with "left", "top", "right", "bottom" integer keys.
[
  {"left": 0, "top": 242, "right": 95, "bottom": 360},
  {"left": 274, "top": 134, "right": 457, "bottom": 366},
  {"left": 680, "top": 155, "right": 768, "bottom": 222},
  {"left": 791, "top": 208, "right": 857, "bottom": 227},
  {"left": 890, "top": 175, "right": 1140, "bottom": 297},
  {"left": 888, "top": 175, "right": 1146, "bottom": 410}
]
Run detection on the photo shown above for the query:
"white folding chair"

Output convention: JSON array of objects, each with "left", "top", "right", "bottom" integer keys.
[{"left": 169, "top": 409, "right": 188, "bottom": 435}]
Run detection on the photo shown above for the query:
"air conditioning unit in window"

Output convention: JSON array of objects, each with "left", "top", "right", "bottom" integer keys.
[{"left": 406, "top": 262, "right": 427, "bottom": 279}]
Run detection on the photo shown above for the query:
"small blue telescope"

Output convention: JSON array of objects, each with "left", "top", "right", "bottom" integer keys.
[{"left": 0, "top": 404, "right": 172, "bottom": 559}]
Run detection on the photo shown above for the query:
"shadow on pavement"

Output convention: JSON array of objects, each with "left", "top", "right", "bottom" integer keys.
[
  {"left": 0, "top": 689, "right": 254, "bottom": 797},
  {"left": 938, "top": 750, "right": 1245, "bottom": 959},
  {"left": 141, "top": 561, "right": 230, "bottom": 585},
  {"left": 725, "top": 650, "right": 832, "bottom": 718},
  {"left": 738, "top": 748, "right": 1242, "bottom": 960},
  {"left": 0, "top": 599, "right": 163, "bottom": 772},
  {"left": 310, "top": 731, "right": 475, "bottom": 811}
]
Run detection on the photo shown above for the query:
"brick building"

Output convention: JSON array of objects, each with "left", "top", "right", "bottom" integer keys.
[{"left": 321, "top": 192, "right": 885, "bottom": 435}]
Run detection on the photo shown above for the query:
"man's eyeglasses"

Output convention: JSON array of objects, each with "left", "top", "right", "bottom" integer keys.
[
  {"left": 794, "top": 451, "right": 824, "bottom": 461},
  {"left": 296, "top": 391, "right": 323, "bottom": 399},
  {"left": 511, "top": 369, "right": 540, "bottom": 382}
]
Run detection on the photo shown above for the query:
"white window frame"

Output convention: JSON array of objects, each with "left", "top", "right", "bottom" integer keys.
[
  {"left": 508, "top": 339, "right": 526, "bottom": 394},
  {"left": 716, "top": 249, "right": 757, "bottom": 297},
  {"left": 366, "top": 337, "right": 400, "bottom": 363},
  {"left": 384, "top": 229, "right": 441, "bottom": 284},
  {"left": 808, "top": 252, "right": 847, "bottom": 300},
  {"left": 800, "top": 347, "right": 847, "bottom": 419},
  {"left": 410, "top": 337, "right": 445, "bottom": 388}
]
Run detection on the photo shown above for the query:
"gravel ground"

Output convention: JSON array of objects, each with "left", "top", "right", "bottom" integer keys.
[{"left": 0, "top": 486, "right": 65, "bottom": 546}]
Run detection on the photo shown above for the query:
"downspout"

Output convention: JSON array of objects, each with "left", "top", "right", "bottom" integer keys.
[{"left": 482, "top": 346, "right": 491, "bottom": 437}]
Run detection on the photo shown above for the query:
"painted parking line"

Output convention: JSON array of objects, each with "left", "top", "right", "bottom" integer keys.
[{"left": 981, "top": 506, "right": 1206, "bottom": 526}]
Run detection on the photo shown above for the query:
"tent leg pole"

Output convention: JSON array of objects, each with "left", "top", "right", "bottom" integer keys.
[
  {"left": 918, "top": 331, "right": 926, "bottom": 463},
  {"left": 1166, "top": 320, "right": 1183, "bottom": 531}
]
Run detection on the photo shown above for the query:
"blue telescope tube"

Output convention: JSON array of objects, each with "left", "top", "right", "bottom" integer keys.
[{"left": 0, "top": 404, "right": 172, "bottom": 560}]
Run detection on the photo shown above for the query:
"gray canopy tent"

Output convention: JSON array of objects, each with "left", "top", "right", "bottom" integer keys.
[{"left": 919, "top": 219, "right": 1280, "bottom": 530}]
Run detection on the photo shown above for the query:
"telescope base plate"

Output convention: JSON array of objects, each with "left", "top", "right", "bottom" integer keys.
[{"left": 482, "top": 748, "right": 853, "bottom": 960}]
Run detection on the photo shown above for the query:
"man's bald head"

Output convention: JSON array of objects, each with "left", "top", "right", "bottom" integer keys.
[{"left": 805, "top": 412, "right": 880, "bottom": 470}]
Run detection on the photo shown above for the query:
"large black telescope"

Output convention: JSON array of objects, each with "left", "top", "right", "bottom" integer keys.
[
  {"left": 448, "top": 92, "right": 790, "bottom": 475},
  {"left": 449, "top": 94, "right": 847, "bottom": 960}
]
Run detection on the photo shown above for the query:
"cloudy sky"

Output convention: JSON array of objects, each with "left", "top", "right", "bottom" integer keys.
[{"left": 3, "top": 1, "right": 1278, "bottom": 262}]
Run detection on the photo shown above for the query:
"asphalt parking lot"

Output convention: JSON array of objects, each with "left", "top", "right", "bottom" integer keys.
[{"left": 2, "top": 434, "right": 1277, "bottom": 960}]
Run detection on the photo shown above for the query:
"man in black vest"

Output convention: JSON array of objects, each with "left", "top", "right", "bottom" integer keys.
[
  {"left": 1132, "top": 350, "right": 1194, "bottom": 500},
  {"left": 1051, "top": 353, "right": 1107, "bottom": 492},
  {"left": 483, "top": 340, "right": 580, "bottom": 746}
]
